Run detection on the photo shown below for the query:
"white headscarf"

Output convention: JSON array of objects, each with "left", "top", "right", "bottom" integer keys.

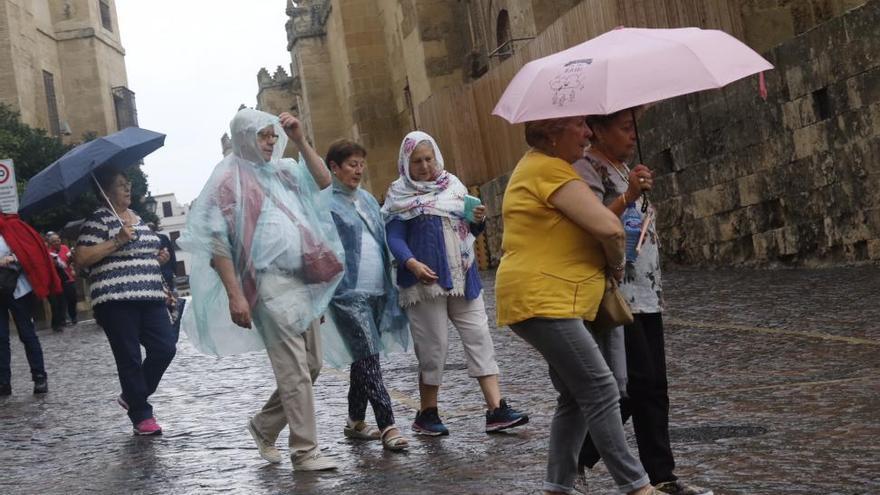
[
  {"left": 381, "top": 131, "right": 476, "bottom": 272},
  {"left": 381, "top": 131, "right": 469, "bottom": 221}
]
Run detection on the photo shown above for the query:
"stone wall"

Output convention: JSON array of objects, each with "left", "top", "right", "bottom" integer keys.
[
  {"left": 287, "top": 0, "right": 348, "bottom": 162},
  {"left": 637, "top": 0, "right": 880, "bottom": 266},
  {"left": 0, "top": 0, "right": 128, "bottom": 140},
  {"left": 0, "top": 0, "right": 69, "bottom": 130},
  {"left": 740, "top": 0, "right": 868, "bottom": 52},
  {"left": 288, "top": 0, "right": 473, "bottom": 199}
]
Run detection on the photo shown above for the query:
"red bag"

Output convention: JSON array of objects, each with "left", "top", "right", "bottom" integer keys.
[
  {"left": 299, "top": 226, "right": 343, "bottom": 284},
  {"left": 262, "top": 175, "right": 343, "bottom": 284}
]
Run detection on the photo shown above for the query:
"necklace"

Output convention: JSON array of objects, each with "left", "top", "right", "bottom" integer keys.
[{"left": 591, "top": 148, "right": 631, "bottom": 184}]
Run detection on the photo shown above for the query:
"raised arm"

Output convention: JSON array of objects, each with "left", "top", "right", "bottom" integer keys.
[{"left": 280, "top": 112, "right": 331, "bottom": 189}]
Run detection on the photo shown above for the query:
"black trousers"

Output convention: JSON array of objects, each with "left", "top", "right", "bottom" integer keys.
[
  {"left": 348, "top": 353, "right": 396, "bottom": 430},
  {"left": 579, "top": 313, "right": 677, "bottom": 484},
  {"left": 49, "top": 281, "right": 77, "bottom": 329}
]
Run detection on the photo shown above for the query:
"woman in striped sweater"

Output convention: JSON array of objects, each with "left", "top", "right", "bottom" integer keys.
[{"left": 74, "top": 170, "right": 175, "bottom": 436}]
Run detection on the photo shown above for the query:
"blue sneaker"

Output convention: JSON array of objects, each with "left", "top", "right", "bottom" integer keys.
[
  {"left": 412, "top": 407, "right": 449, "bottom": 436},
  {"left": 485, "top": 398, "right": 529, "bottom": 432}
]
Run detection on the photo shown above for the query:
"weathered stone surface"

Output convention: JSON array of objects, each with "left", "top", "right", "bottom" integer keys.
[
  {"left": 0, "top": 0, "right": 128, "bottom": 140},
  {"left": 636, "top": 0, "right": 880, "bottom": 267}
]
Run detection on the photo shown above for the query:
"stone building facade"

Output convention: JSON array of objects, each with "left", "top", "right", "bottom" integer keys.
[
  {"left": 267, "top": 0, "right": 876, "bottom": 266},
  {"left": 255, "top": 65, "right": 301, "bottom": 158},
  {"left": 271, "top": 0, "right": 584, "bottom": 198},
  {"left": 0, "top": 0, "right": 132, "bottom": 141}
]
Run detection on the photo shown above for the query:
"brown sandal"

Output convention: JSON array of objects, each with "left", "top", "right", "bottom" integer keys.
[{"left": 344, "top": 419, "right": 380, "bottom": 440}]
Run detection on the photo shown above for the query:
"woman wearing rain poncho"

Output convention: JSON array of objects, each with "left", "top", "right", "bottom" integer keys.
[
  {"left": 179, "top": 108, "right": 344, "bottom": 471},
  {"left": 322, "top": 139, "right": 410, "bottom": 451}
]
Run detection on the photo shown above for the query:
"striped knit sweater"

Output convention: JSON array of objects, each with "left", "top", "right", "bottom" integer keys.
[{"left": 77, "top": 207, "right": 166, "bottom": 306}]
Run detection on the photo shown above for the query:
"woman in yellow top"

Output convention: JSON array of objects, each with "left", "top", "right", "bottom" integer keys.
[{"left": 496, "top": 117, "right": 654, "bottom": 495}]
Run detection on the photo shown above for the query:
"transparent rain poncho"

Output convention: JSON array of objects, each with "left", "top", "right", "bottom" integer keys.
[
  {"left": 179, "top": 108, "right": 344, "bottom": 356},
  {"left": 319, "top": 181, "right": 410, "bottom": 368}
]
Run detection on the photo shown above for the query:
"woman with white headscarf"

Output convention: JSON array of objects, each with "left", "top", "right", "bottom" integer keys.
[
  {"left": 180, "top": 108, "right": 344, "bottom": 471},
  {"left": 382, "top": 131, "right": 529, "bottom": 437}
]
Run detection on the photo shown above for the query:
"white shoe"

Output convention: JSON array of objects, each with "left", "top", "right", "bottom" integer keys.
[
  {"left": 246, "top": 418, "right": 282, "bottom": 464},
  {"left": 293, "top": 453, "right": 338, "bottom": 471}
]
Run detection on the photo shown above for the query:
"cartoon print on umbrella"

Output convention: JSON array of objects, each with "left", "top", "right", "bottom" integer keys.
[{"left": 548, "top": 58, "right": 592, "bottom": 107}]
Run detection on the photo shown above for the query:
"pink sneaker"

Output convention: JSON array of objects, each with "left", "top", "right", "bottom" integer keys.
[{"left": 133, "top": 417, "right": 162, "bottom": 436}]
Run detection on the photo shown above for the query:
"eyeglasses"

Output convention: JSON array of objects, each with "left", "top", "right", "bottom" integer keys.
[
  {"left": 114, "top": 180, "right": 132, "bottom": 190},
  {"left": 257, "top": 131, "right": 279, "bottom": 141}
]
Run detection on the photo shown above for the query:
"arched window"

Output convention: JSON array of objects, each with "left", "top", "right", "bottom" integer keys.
[{"left": 496, "top": 9, "right": 511, "bottom": 60}]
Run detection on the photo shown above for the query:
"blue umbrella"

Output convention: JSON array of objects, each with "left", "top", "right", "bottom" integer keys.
[{"left": 19, "top": 127, "right": 165, "bottom": 217}]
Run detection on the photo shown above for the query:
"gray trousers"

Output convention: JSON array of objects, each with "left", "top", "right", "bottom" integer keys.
[{"left": 511, "top": 318, "right": 648, "bottom": 494}]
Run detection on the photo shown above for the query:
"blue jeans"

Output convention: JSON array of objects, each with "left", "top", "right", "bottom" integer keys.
[
  {"left": 0, "top": 291, "right": 45, "bottom": 384},
  {"left": 94, "top": 300, "right": 178, "bottom": 424}
]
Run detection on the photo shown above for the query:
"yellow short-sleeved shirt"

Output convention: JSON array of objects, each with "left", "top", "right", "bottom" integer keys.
[{"left": 495, "top": 150, "right": 607, "bottom": 327}]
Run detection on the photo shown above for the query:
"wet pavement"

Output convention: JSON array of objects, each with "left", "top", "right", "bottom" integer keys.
[{"left": 1, "top": 267, "right": 878, "bottom": 495}]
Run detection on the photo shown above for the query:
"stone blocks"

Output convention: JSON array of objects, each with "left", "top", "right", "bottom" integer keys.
[{"left": 638, "top": 0, "right": 880, "bottom": 266}]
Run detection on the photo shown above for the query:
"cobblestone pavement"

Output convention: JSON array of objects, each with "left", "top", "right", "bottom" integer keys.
[{"left": 1, "top": 268, "right": 878, "bottom": 495}]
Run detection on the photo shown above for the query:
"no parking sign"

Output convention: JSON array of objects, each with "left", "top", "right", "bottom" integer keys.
[{"left": 0, "top": 159, "right": 19, "bottom": 213}]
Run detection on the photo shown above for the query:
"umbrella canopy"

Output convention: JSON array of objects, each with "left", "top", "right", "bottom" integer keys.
[
  {"left": 19, "top": 127, "right": 165, "bottom": 217},
  {"left": 493, "top": 27, "right": 774, "bottom": 124}
]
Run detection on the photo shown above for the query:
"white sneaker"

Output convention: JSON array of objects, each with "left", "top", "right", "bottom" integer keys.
[
  {"left": 293, "top": 453, "right": 338, "bottom": 471},
  {"left": 246, "top": 418, "right": 282, "bottom": 464}
]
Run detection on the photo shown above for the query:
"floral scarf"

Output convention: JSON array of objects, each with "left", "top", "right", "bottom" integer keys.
[{"left": 381, "top": 131, "right": 475, "bottom": 272}]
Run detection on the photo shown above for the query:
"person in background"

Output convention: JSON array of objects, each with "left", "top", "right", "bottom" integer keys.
[
  {"left": 574, "top": 109, "right": 712, "bottom": 495},
  {"left": 383, "top": 131, "right": 528, "bottom": 437},
  {"left": 0, "top": 213, "right": 62, "bottom": 396},
  {"left": 46, "top": 231, "right": 78, "bottom": 332},
  {"left": 325, "top": 139, "right": 411, "bottom": 451},
  {"left": 495, "top": 116, "right": 655, "bottom": 495},
  {"left": 74, "top": 170, "right": 176, "bottom": 436},
  {"left": 147, "top": 223, "right": 176, "bottom": 290}
]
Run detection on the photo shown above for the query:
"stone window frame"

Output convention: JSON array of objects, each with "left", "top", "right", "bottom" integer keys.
[
  {"left": 42, "top": 70, "right": 61, "bottom": 137},
  {"left": 495, "top": 9, "right": 512, "bottom": 60},
  {"left": 99, "top": 0, "right": 113, "bottom": 32},
  {"left": 112, "top": 86, "right": 138, "bottom": 130}
]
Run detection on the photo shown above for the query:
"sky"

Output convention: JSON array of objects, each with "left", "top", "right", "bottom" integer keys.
[{"left": 116, "top": 0, "right": 292, "bottom": 204}]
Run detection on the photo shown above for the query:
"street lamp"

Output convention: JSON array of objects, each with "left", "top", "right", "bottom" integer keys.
[{"left": 143, "top": 195, "right": 157, "bottom": 215}]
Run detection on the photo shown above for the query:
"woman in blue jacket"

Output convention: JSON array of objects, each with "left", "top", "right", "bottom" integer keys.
[
  {"left": 382, "top": 131, "right": 528, "bottom": 436},
  {"left": 325, "top": 139, "right": 410, "bottom": 451}
]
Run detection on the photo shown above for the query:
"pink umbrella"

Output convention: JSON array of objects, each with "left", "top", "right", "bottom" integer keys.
[{"left": 492, "top": 27, "right": 774, "bottom": 124}]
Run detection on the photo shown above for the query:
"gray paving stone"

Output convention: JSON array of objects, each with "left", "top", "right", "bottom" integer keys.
[{"left": 1, "top": 268, "right": 877, "bottom": 494}]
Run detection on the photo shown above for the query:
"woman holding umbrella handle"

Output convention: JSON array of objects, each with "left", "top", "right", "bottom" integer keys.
[
  {"left": 74, "top": 169, "right": 177, "bottom": 436},
  {"left": 74, "top": 216, "right": 136, "bottom": 267},
  {"left": 574, "top": 109, "right": 713, "bottom": 495}
]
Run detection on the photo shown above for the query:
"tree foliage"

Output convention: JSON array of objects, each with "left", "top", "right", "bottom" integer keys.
[{"left": 0, "top": 104, "right": 157, "bottom": 235}]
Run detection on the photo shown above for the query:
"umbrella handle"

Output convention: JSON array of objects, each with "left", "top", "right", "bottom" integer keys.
[
  {"left": 91, "top": 173, "right": 125, "bottom": 224},
  {"left": 631, "top": 107, "right": 649, "bottom": 213}
]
